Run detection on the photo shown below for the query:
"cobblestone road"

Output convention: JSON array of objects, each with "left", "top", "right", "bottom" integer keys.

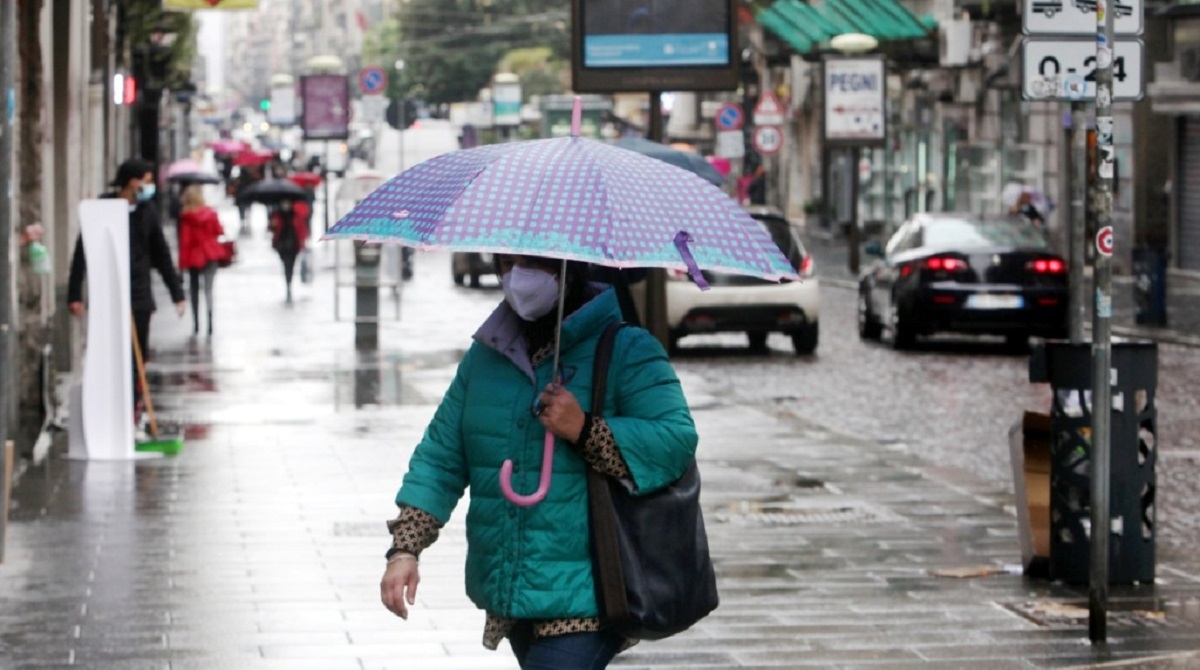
[{"left": 674, "top": 283, "right": 1200, "bottom": 572}]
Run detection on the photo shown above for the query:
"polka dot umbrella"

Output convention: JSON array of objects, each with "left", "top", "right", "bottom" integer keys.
[
  {"left": 324, "top": 100, "right": 795, "bottom": 286},
  {"left": 323, "top": 97, "right": 799, "bottom": 507}
]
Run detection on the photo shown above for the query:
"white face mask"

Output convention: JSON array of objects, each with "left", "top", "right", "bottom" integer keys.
[{"left": 502, "top": 265, "right": 560, "bottom": 321}]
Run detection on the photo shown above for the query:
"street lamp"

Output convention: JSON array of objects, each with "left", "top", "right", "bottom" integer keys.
[
  {"left": 393, "top": 60, "right": 406, "bottom": 172},
  {"left": 830, "top": 33, "right": 878, "bottom": 54}
]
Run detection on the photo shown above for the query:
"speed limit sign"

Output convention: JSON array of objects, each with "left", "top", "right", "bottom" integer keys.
[
  {"left": 752, "top": 125, "right": 783, "bottom": 155},
  {"left": 1096, "top": 226, "right": 1114, "bottom": 257}
]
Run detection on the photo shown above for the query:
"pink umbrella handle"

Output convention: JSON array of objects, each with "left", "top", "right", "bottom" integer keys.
[{"left": 499, "top": 430, "right": 556, "bottom": 506}]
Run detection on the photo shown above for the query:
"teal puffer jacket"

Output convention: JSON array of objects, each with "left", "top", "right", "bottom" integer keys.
[{"left": 396, "top": 288, "right": 698, "bottom": 619}]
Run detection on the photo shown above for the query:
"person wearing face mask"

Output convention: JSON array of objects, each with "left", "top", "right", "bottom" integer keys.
[
  {"left": 267, "top": 196, "right": 310, "bottom": 303},
  {"left": 380, "top": 254, "right": 698, "bottom": 669},
  {"left": 67, "top": 158, "right": 187, "bottom": 418}
]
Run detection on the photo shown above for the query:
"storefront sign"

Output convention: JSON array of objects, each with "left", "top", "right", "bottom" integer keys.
[{"left": 824, "top": 57, "right": 885, "bottom": 146}]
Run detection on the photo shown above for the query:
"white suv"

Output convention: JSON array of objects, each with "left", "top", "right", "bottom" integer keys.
[{"left": 666, "top": 206, "right": 819, "bottom": 354}]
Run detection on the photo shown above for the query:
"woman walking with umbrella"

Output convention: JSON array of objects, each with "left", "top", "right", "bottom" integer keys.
[
  {"left": 380, "top": 253, "right": 699, "bottom": 667},
  {"left": 177, "top": 185, "right": 226, "bottom": 335},
  {"left": 333, "top": 100, "right": 798, "bottom": 667}
]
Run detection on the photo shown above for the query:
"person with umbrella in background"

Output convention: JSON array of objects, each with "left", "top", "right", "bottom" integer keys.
[
  {"left": 177, "top": 185, "right": 227, "bottom": 335},
  {"left": 271, "top": 199, "right": 309, "bottom": 304},
  {"left": 240, "top": 178, "right": 310, "bottom": 303},
  {"left": 233, "top": 165, "right": 262, "bottom": 228},
  {"left": 166, "top": 159, "right": 221, "bottom": 229},
  {"left": 380, "top": 252, "right": 698, "bottom": 667}
]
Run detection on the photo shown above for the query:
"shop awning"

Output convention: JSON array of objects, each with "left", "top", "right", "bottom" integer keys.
[{"left": 757, "top": 0, "right": 935, "bottom": 55}]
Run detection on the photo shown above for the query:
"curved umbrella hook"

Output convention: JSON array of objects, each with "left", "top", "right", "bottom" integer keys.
[
  {"left": 499, "top": 430, "right": 556, "bottom": 507},
  {"left": 499, "top": 257, "right": 571, "bottom": 507}
]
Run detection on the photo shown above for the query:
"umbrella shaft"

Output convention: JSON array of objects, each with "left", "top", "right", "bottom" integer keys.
[{"left": 550, "top": 258, "right": 568, "bottom": 383}]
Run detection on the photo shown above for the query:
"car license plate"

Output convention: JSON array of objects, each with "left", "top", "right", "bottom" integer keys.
[{"left": 965, "top": 294, "right": 1024, "bottom": 309}]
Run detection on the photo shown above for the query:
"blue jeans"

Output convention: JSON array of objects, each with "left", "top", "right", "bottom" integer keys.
[{"left": 508, "top": 623, "right": 623, "bottom": 670}]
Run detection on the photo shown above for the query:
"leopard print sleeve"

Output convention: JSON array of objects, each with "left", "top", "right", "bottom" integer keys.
[
  {"left": 386, "top": 506, "right": 441, "bottom": 557},
  {"left": 573, "top": 414, "right": 631, "bottom": 479}
]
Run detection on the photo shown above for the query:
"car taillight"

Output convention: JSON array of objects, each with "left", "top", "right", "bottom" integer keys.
[
  {"left": 925, "top": 256, "right": 968, "bottom": 272},
  {"left": 799, "top": 254, "right": 814, "bottom": 278},
  {"left": 1027, "top": 258, "right": 1066, "bottom": 274}
]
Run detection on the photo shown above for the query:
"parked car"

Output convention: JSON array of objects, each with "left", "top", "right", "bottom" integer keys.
[
  {"left": 666, "top": 206, "right": 819, "bottom": 354},
  {"left": 452, "top": 252, "right": 496, "bottom": 288},
  {"left": 857, "top": 212, "right": 1069, "bottom": 350}
]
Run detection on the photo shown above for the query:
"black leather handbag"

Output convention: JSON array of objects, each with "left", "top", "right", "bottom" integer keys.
[{"left": 586, "top": 322, "right": 719, "bottom": 640}]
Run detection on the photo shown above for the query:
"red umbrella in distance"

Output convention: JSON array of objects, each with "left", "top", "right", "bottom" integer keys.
[
  {"left": 233, "top": 148, "right": 276, "bottom": 167},
  {"left": 289, "top": 171, "right": 322, "bottom": 188}
]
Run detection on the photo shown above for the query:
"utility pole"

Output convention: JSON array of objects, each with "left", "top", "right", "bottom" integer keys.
[
  {"left": 643, "top": 91, "right": 670, "bottom": 348},
  {"left": 394, "top": 60, "right": 406, "bottom": 173},
  {"left": 0, "top": 0, "right": 16, "bottom": 461},
  {"left": 0, "top": 0, "right": 14, "bottom": 564},
  {"left": 1089, "top": 0, "right": 1117, "bottom": 643},
  {"left": 1069, "top": 102, "right": 1087, "bottom": 344}
]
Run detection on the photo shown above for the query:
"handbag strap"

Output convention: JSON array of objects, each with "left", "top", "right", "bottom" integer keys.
[
  {"left": 589, "top": 321, "right": 628, "bottom": 417},
  {"left": 588, "top": 321, "right": 631, "bottom": 626}
]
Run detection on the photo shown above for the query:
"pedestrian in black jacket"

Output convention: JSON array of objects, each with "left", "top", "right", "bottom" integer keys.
[{"left": 67, "top": 158, "right": 187, "bottom": 412}]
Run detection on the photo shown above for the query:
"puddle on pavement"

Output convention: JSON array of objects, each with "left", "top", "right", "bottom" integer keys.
[
  {"left": 148, "top": 347, "right": 466, "bottom": 414},
  {"left": 331, "top": 349, "right": 463, "bottom": 410}
]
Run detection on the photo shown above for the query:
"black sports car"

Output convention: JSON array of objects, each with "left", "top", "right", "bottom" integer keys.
[{"left": 858, "top": 213, "right": 1069, "bottom": 349}]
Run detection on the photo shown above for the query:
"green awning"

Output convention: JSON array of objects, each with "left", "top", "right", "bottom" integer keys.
[{"left": 758, "top": 0, "right": 935, "bottom": 55}]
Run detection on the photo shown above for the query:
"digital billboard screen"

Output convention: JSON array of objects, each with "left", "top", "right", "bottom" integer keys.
[{"left": 572, "top": 0, "right": 738, "bottom": 93}]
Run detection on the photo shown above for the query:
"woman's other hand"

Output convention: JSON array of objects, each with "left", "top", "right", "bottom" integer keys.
[
  {"left": 537, "top": 383, "right": 585, "bottom": 443},
  {"left": 381, "top": 555, "right": 420, "bottom": 620}
]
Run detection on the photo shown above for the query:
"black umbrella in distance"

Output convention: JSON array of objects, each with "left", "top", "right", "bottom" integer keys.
[
  {"left": 168, "top": 171, "right": 222, "bottom": 186},
  {"left": 236, "top": 178, "right": 308, "bottom": 207}
]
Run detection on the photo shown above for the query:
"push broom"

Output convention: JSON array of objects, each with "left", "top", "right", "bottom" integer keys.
[{"left": 131, "top": 315, "right": 184, "bottom": 455}]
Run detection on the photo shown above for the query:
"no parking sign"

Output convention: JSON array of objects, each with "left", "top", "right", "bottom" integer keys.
[
  {"left": 714, "top": 103, "right": 743, "bottom": 132},
  {"left": 358, "top": 67, "right": 387, "bottom": 96}
]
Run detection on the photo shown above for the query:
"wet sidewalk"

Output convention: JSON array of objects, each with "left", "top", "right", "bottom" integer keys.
[{"left": 3, "top": 206, "right": 1200, "bottom": 669}]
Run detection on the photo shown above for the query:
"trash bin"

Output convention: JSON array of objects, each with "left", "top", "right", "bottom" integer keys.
[
  {"left": 1028, "top": 341, "right": 1158, "bottom": 585},
  {"left": 1132, "top": 247, "right": 1168, "bottom": 326}
]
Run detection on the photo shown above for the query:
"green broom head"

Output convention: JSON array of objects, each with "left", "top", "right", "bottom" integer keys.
[{"left": 135, "top": 434, "right": 185, "bottom": 455}]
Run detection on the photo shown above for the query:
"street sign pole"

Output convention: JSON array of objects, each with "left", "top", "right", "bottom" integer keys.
[
  {"left": 1069, "top": 102, "right": 1087, "bottom": 344},
  {"left": 1089, "top": 0, "right": 1117, "bottom": 643},
  {"left": 0, "top": 0, "right": 14, "bottom": 563},
  {"left": 645, "top": 91, "right": 669, "bottom": 348}
]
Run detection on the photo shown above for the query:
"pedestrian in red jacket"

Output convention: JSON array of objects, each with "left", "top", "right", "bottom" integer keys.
[
  {"left": 269, "top": 198, "right": 310, "bottom": 304},
  {"left": 178, "top": 185, "right": 226, "bottom": 335}
]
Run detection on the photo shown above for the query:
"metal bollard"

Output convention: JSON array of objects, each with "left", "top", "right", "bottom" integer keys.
[{"left": 354, "top": 241, "right": 381, "bottom": 350}]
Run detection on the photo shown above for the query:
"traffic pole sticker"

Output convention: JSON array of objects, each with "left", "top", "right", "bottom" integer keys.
[{"left": 1096, "top": 226, "right": 1114, "bottom": 257}]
